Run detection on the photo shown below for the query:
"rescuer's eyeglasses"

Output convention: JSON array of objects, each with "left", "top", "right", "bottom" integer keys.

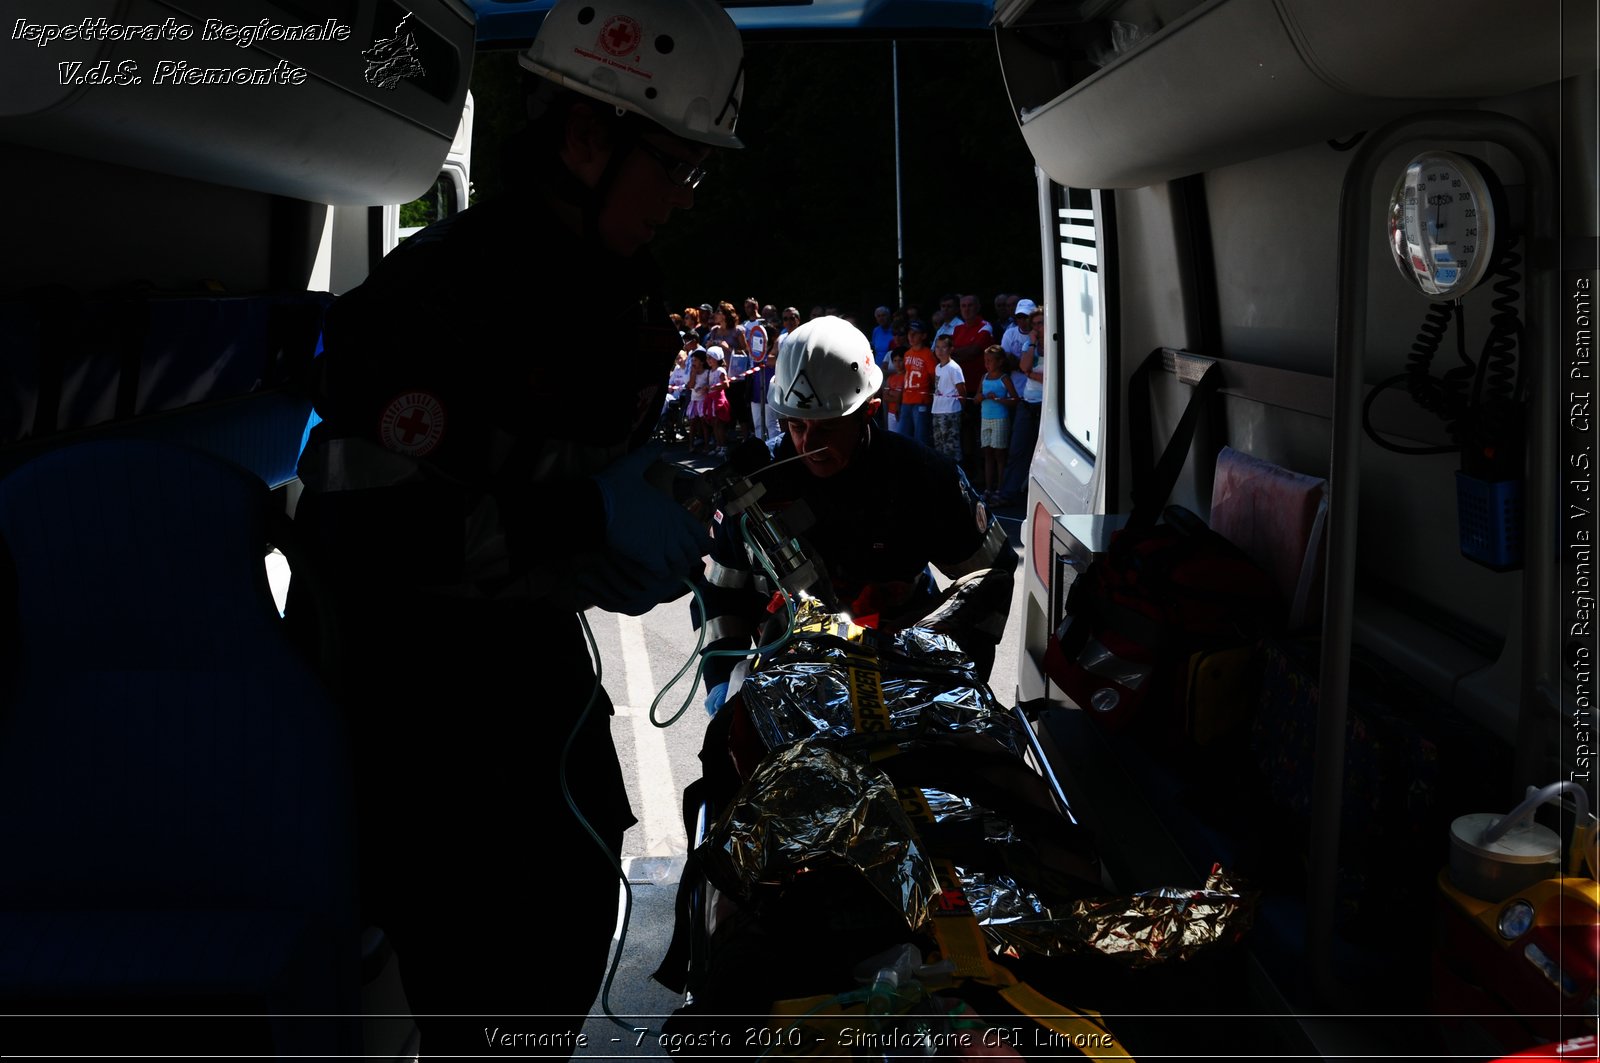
[
  {"left": 635, "top": 139, "right": 709, "bottom": 190},
  {"left": 779, "top": 413, "right": 860, "bottom": 438}
]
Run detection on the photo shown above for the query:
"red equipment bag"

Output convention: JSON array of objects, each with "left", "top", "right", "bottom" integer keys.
[
  {"left": 1045, "top": 504, "right": 1282, "bottom": 731},
  {"left": 1042, "top": 352, "right": 1284, "bottom": 731}
]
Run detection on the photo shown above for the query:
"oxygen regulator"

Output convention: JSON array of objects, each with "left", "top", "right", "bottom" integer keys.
[{"left": 648, "top": 442, "right": 839, "bottom": 611}]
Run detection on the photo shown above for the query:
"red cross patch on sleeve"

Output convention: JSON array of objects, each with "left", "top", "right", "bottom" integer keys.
[{"left": 378, "top": 391, "right": 447, "bottom": 456}]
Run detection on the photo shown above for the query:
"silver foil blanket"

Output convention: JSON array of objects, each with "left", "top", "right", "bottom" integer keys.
[
  {"left": 697, "top": 741, "right": 941, "bottom": 931},
  {"left": 768, "top": 627, "right": 974, "bottom": 673},
  {"left": 889, "top": 627, "right": 975, "bottom": 671},
  {"left": 738, "top": 656, "right": 1026, "bottom": 758}
]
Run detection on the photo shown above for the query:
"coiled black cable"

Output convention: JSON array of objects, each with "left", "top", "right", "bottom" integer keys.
[
  {"left": 1409, "top": 300, "right": 1453, "bottom": 410},
  {"left": 1364, "top": 237, "right": 1526, "bottom": 464},
  {"left": 1363, "top": 300, "right": 1465, "bottom": 455},
  {"left": 1479, "top": 235, "right": 1524, "bottom": 406},
  {"left": 1463, "top": 235, "right": 1525, "bottom": 475}
]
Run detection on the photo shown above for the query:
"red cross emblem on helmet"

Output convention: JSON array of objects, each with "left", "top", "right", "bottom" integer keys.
[{"left": 599, "top": 15, "right": 641, "bottom": 57}]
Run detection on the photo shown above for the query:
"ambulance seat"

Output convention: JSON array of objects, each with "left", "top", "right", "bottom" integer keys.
[
  {"left": 1207, "top": 444, "right": 1328, "bottom": 630},
  {"left": 0, "top": 438, "right": 360, "bottom": 1055}
]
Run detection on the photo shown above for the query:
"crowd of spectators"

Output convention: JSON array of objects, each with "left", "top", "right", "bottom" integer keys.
[{"left": 661, "top": 293, "right": 1047, "bottom": 507}]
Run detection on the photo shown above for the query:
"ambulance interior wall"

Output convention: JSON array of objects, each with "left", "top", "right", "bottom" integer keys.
[
  {"left": 1201, "top": 137, "right": 1523, "bottom": 651},
  {"left": 1101, "top": 97, "right": 1571, "bottom": 744},
  {"left": 1, "top": 143, "right": 326, "bottom": 295}
]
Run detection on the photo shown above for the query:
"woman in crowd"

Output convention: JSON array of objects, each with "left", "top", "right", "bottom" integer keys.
[
  {"left": 681, "top": 306, "right": 703, "bottom": 345},
  {"left": 706, "top": 301, "right": 747, "bottom": 358}
]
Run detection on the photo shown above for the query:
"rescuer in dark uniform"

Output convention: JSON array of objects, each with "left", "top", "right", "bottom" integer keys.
[
  {"left": 694, "top": 316, "right": 1018, "bottom": 715},
  {"left": 287, "top": 0, "right": 745, "bottom": 1053}
]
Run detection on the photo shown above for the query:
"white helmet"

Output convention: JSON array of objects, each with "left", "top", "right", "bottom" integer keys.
[
  {"left": 519, "top": 0, "right": 745, "bottom": 149},
  {"left": 768, "top": 316, "right": 884, "bottom": 420}
]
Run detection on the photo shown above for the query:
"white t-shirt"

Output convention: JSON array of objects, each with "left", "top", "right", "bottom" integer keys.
[
  {"left": 1001, "top": 321, "right": 1030, "bottom": 358},
  {"left": 932, "top": 359, "right": 965, "bottom": 414},
  {"left": 1021, "top": 339, "right": 1044, "bottom": 404}
]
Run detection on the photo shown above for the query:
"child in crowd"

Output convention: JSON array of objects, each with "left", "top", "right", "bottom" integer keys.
[
  {"left": 896, "top": 320, "right": 936, "bottom": 447},
  {"left": 650, "top": 349, "right": 689, "bottom": 442},
  {"left": 930, "top": 334, "right": 965, "bottom": 462},
  {"left": 685, "top": 348, "right": 711, "bottom": 450},
  {"left": 976, "top": 345, "right": 1019, "bottom": 501},
  {"left": 884, "top": 349, "right": 905, "bottom": 434},
  {"left": 666, "top": 350, "right": 690, "bottom": 406},
  {"left": 703, "top": 347, "right": 732, "bottom": 457},
  {"left": 889, "top": 321, "right": 910, "bottom": 365}
]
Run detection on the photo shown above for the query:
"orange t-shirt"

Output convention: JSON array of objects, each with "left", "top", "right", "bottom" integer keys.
[
  {"left": 901, "top": 347, "right": 935, "bottom": 405},
  {"left": 885, "top": 370, "right": 905, "bottom": 414}
]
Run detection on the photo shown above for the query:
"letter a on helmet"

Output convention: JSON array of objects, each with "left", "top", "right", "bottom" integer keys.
[
  {"left": 520, "top": 0, "right": 745, "bottom": 149},
  {"left": 768, "top": 316, "right": 884, "bottom": 420}
]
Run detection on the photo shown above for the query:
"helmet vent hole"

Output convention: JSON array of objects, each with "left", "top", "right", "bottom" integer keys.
[
  {"left": 655, "top": 34, "right": 675, "bottom": 54},
  {"left": 576, "top": 6, "right": 595, "bottom": 24},
  {"left": 644, "top": 87, "right": 658, "bottom": 99}
]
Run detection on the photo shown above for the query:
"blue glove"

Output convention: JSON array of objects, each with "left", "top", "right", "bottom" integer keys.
[
  {"left": 592, "top": 446, "right": 707, "bottom": 578},
  {"left": 704, "top": 681, "right": 729, "bottom": 718}
]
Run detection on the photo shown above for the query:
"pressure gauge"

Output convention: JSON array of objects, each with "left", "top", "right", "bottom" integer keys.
[{"left": 1387, "top": 151, "right": 1498, "bottom": 297}]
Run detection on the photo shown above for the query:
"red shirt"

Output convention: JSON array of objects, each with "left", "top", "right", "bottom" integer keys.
[
  {"left": 900, "top": 347, "right": 936, "bottom": 405},
  {"left": 951, "top": 319, "right": 994, "bottom": 381}
]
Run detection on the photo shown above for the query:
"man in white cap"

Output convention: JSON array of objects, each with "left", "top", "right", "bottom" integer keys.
[
  {"left": 289, "top": 0, "right": 746, "bottom": 1051},
  {"left": 1001, "top": 297, "right": 1037, "bottom": 362},
  {"left": 691, "top": 316, "right": 1018, "bottom": 715}
]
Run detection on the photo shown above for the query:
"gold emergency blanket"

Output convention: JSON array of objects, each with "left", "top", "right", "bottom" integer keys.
[
  {"left": 960, "top": 864, "right": 1256, "bottom": 966},
  {"left": 698, "top": 741, "right": 941, "bottom": 930}
]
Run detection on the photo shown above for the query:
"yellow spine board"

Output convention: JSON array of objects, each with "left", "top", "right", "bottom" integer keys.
[{"left": 892, "top": 787, "right": 1137, "bottom": 1059}]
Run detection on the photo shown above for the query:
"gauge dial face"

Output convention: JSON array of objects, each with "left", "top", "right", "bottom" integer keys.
[{"left": 1387, "top": 151, "right": 1496, "bottom": 297}]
